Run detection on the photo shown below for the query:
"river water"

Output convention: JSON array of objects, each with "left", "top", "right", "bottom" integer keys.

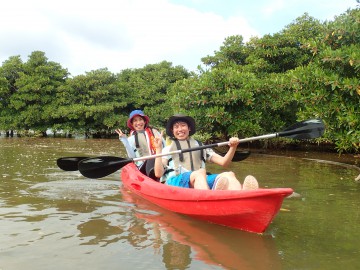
[{"left": 1, "top": 137, "right": 359, "bottom": 270}]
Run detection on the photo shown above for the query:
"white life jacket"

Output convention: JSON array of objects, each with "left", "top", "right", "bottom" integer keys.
[
  {"left": 131, "top": 128, "right": 156, "bottom": 157},
  {"left": 167, "top": 138, "right": 206, "bottom": 175}
]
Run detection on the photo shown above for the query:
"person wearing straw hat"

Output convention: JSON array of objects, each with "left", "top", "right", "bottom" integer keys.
[{"left": 153, "top": 114, "right": 259, "bottom": 190}]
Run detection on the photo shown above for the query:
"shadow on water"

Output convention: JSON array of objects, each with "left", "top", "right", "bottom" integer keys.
[{"left": 1, "top": 137, "right": 360, "bottom": 269}]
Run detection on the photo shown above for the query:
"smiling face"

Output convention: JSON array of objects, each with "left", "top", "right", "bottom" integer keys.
[
  {"left": 131, "top": 115, "right": 146, "bottom": 131},
  {"left": 171, "top": 121, "right": 190, "bottom": 140}
]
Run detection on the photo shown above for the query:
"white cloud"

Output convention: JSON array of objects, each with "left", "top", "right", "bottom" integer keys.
[
  {"left": 0, "top": 0, "right": 356, "bottom": 75},
  {"left": 0, "top": 0, "right": 258, "bottom": 75},
  {"left": 261, "top": 0, "right": 286, "bottom": 18}
]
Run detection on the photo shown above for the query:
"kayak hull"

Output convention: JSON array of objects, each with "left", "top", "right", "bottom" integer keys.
[{"left": 121, "top": 163, "right": 293, "bottom": 233}]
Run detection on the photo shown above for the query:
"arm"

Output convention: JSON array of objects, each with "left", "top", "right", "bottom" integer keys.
[
  {"left": 209, "top": 137, "right": 240, "bottom": 167},
  {"left": 153, "top": 131, "right": 167, "bottom": 178},
  {"left": 115, "top": 129, "right": 136, "bottom": 158}
]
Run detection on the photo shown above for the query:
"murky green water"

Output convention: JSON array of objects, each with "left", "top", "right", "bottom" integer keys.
[{"left": 1, "top": 137, "right": 359, "bottom": 270}]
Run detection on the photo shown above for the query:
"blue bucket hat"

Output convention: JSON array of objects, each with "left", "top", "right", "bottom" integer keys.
[{"left": 127, "top": 110, "right": 150, "bottom": 130}]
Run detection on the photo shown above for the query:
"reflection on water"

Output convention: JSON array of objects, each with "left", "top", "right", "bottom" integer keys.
[
  {"left": 121, "top": 187, "right": 282, "bottom": 270},
  {"left": 1, "top": 138, "right": 360, "bottom": 270}
]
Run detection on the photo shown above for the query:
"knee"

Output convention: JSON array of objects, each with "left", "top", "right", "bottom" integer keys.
[
  {"left": 221, "top": 171, "right": 236, "bottom": 179},
  {"left": 220, "top": 171, "right": 241, "bottom": 190},
  {"left": 191, "top": 168, "right": 206, "bottom": 178}
]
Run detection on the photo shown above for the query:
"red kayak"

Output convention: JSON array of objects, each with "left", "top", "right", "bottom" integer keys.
[{"left": 121, "top": 163, "right": 293, "bottom": 233}]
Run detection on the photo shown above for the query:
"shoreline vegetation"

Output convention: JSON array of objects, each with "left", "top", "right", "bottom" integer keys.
[
  {"left": 1, "top": 8, "right": 359, "bottom": 154},
  {"left": 1, "top": 132, "right": 359, "bottom": 168}
]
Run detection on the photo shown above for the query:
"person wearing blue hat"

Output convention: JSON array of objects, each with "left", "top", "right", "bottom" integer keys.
[{"left": 116, "top": 110, "right": 165, "bottom": 174}]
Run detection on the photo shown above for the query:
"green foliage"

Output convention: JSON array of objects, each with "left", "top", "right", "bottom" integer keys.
[
  {"left": 0, "top": 56, "right": 24, "bottom": 130},
  {"left": 290, "top": 8, "right": 360, "bottom": 153},
  {"left": 245, "top": 13, "right": 324, "bottom": 75},
  {"left": 169, "top": 64, "right": 260, "bottom": 138},
  {"left": 201, "top": 35, "right": 248, "bottom": 67},
  {"left": 53, "top": 68, "right": 127, "bottom": 136},
  {"left": 115, "top": 61, "right": 190, "bottom": 129}
]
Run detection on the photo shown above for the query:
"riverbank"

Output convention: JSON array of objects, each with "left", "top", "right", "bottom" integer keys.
[
  {"left": 253, "top": 146, "right": 359, "bottom": 166},
  {"left": 215, "top": 144, "right": 360, "bottom": 179}
]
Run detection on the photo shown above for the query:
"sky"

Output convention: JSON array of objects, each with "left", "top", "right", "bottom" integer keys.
[{"left": 0, "top": 0, "right": 358, "bottom": 76}]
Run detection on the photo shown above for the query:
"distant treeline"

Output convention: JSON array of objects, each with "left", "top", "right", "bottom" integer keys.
[{"left": 0, "top": 8, "right": 359, "bottom": 153}]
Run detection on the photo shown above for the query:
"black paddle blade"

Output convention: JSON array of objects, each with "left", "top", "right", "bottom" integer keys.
[
  {"left": 78, "top": 156, "right": 132, "bottom": 179},
  {"left": 214, "top": 150, "right": 251, "bottom": 161},
  {"left": 57, "top": 157, "right": 89, "bottom": 171},
  {"left": 279, "top": 118, "right": 325, "bottom": 139},
  {"left": 232, "top": 151, "right": 251, "bottom": 161}
]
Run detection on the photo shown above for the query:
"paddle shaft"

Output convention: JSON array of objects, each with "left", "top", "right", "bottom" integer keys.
[
  {"left": 131, "top": 133, "right": 279, "bottom": 164},
  {"left": 131, "top": 124, "right": 316, "bottom": 163}
]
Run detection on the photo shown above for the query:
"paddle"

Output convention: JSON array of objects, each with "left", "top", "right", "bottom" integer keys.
[
  {"left": 56, "top": 150, "right": 251, "bottom": 172},
  {"left": 73, "top": 118, "right": 325, "bottom": 179},
  {"left": 214, "top": 150, "right": 251, "bottom": 162},
  {"left": 56, "top": 157, "right": 89, "bottom": 171}
]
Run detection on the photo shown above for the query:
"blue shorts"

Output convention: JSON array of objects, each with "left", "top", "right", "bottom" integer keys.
[{"left": 166, "top": 172, "right": 218, "bottom": 188}]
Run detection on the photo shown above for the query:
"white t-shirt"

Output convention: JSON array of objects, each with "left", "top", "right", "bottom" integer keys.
[{"left": 160, "top": 141, "right": 215, "bottom": 182}]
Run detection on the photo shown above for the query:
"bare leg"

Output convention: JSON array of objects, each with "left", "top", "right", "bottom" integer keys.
[
  {"left": 189, "top": 168, "right": 210, "bottom": 190},
  {"left": 217, "top": 171, "right": 242, "bottom": 190}
]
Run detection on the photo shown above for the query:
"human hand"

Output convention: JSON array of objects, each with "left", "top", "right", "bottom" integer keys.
[
  {"left": 154, "top": 131, "right": 164, "bottom": 151},
  {"left": 115, "top": 129, "right": 126, "bottom": 138},
  {"left": 228, "top": 137, "right": 240, "bottom": 147}
]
